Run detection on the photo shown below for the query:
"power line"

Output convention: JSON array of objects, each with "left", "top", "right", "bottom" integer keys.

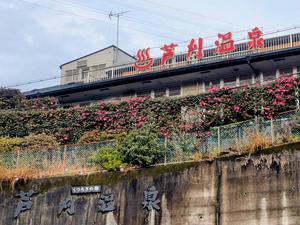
[
  {"left": 49, "top": 0, "right": 249, "bottom": 46},
  {"left": 141, "top": 0, "right": 242, "bottom": 28},
  {"left": 7, "top": 25, "right": 300, "bottom": 89},
  {"left": 103, "top": 0, "right": 233, "bottom": 32},
  {"left": 56, "top": 0, "right": 229, "bottom": 33},
  {"left": 9, "top": 1, "right": 300, "bottom": 88},
  {"left": 55, "top": 0, "right": 195, "bottom": 36},
  {"left": 48, "top": 0, "right": 193, "bottom": 39},
  {"left": 19, "top": 0, "right": 185, "bottom": 42}
]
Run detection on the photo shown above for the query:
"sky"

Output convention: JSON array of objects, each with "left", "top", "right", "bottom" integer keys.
[{"left": 1, "top": 0, "right": 300, "bottom": 91}]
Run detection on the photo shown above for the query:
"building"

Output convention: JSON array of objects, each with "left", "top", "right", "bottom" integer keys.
[
  {"left": 25, "top": 29, "right": 300, "bottom": 106},
  {"left": 60, "top": 45, "right": 135, "bottom": 85}
]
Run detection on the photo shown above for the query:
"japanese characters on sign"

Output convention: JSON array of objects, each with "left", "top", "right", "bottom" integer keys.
[
  {"left": 98, "top": 194, "right": 115, "bottom": 213},
  {"left": 13, "top": 185, "right": 161, "bottom": 219},
  {"left": 14, "top": 190, "right": 38, "bottom": 218},
  {"left": 215, "top": 32, "right": 235, "bottom": 54},
  {"left": 71, "top": 185, "right": 102, "bottom": 195},
  {"left": 142, "top": 186, "right": 161, "bottom": 211},
  {"left": 160, "top": 43, "right": 178, "bottom": 65},
  {"left": 187, "top": 38, "right": 203, "bottom": 60},
  {"left": 134, "top": 27, "right": 264, "bottom": 70},
  {"left": 58, "top": 199, "right": 75, "bottom": 216},
  {"left": 248, "top": 27, "right": 264, "bottom": 49}
]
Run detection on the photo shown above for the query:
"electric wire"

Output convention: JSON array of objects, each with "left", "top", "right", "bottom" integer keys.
[
  {"left": 54, "top": 0, "right": 196, "bottom": 36},
  {"left": 6, "top": 25, "right": 300, "bottom": 89},
  {"left": 19, "top": 0, "right": 186, "bottom": 42}
]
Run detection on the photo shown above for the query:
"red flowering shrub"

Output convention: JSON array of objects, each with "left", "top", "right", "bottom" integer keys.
[
  {"left": 0, "top": 76, "right": 299, "bottom": 144},
  {"left": 25, "top": 97, "right": 59, "bottom": 110}
]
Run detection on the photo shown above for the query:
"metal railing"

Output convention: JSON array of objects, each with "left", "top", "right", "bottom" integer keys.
[
  {"left": 81, "top": 30, "right": 300, "bottom": 83},
  {"left": 1, "top": 111, "right": 300, "bottom": 170}
]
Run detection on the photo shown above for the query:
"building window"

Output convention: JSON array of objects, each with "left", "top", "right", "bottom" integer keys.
[
  {"left": 223, "top": 77, "right": 236, "bottom": 88},
  {"left": 239, "top": 74, "right": 253, "bottom": 86},
  {"left": 168, "top": 86, "right": 181, "bottom": 97},
  {"left": 65, "top": 70, "right": 73, "bottom": 83},
  {"left": 263, "top": 71, "right": 276, "bottom": 82},
  {"left": 154, "top": 88, "right": 166, "bottom": 98},
  {"left": 279, "top": 68, "right": 293, "bottom": 76},
  {"left": 106, "top": 70, "right": 112, "bottom": 79},
  {"left": 72, "top": 69, "right": 79, "bottom": 81},
  {"left": 297, "top": 66, "right": 300, "bottom": 76},
  {"left": 122, "top": 91, "right": 135, "bottom": 100},
  {"left": 81, "top": 68, "right": 89, "bottom": 80},
  {"left": 136, "top": 90, "right": 151, "bottom": 97}
]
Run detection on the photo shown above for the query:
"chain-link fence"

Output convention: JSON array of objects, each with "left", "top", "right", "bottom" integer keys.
[
  {"left": 0, "top": 141, "right": 112, "bottom": 170},
  {"left": 1, "top": 110, "right": 300, "bottom": 170},
  {"left": 164, "top": 110, "right": 300, "bottom": 164}
]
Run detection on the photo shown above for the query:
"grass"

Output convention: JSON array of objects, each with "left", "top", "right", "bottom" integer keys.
[
  {"left": 0, "top": 163, "right": 97, "bottom": 183},
  {"left": 235, "top": 131, "right": 271, "bottom": 154}
]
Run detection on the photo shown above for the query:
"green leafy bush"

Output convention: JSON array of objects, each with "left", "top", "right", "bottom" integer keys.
[
  {"left": 0, "top": 88, "right": 25, "bottom": 110},
  {"left": 20, "top": 133, "right": 60, "bottom": 151},
  {"left": 119, "top": 125, "right": 164, "bottom": 167},
  {"left": 76, "top": 130, "right": 117, "bottom": 144},
  {"left": 92, "top": 125, "right": 164, "bottom": 168},
  {"left": 0, "top": 136, "right": 22, "bottom": 152},
  {"left": 91, "top": 145, "right": 122, "bottom": 171}
]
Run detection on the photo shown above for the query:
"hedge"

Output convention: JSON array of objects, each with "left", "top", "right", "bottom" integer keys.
[
  {"left": 0, "top": 75, "right": 298, "bottom": 144},
  {"left": 0, "top": 87, "right": 59, "bottom": 110}
]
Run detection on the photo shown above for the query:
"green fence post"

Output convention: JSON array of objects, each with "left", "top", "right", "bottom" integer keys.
[
  {"left": 270, "top": 118, "right": 275, "bottom": 145},
  {"left": 16, "top": 149, "right": 20, "bottom": 168},
  {"left": 164, "top": 136, "right": 167, "bottom": 166},
  {"left": 63, "top": 145, "right": 67, "bottom": 171},
  {"left": 217, "top": 127, "right": 221, "bottom": 153}
]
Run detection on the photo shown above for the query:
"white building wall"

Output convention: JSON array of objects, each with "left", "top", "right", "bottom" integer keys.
[{"left": 60, "top": 46, "right": 134, "bottom": 85}]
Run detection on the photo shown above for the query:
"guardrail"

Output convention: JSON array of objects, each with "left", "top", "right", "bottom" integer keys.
[{"left": 82, "top": 31, "right": 300, "bottom": 83}]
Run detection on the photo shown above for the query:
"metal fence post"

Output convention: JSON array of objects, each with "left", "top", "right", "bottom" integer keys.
[
  {"left": 217, "top": 127, "right": 221, "bottom": 153},
  {"left": 236, "top": 125, "right": 241, "bottom": 151},
  {"left": 296, "top": 90, "right": 300, "bottom": 110},
  {"left": 63, "top": 145, "right": 67, "bottom": 171},
  {"left": 16, "top": 149, "right": 20, "bottom": 168},
  {"left": 164, "top": 136, "right": 167, "bottom": 166},
  {"left": 255, "top": 116, "right": 259, "bottom": 134},
  {"left": 270, "top": 118, "right": 275, "bottom": 145}
]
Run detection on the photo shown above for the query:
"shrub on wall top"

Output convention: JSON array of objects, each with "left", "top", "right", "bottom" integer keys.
[
  {"left": 0, "top": 136, "right": 22, "bottom": 153},
  {"left": 20, "top": 133, "right": 60, "bottom": 151},
  {"left": 0, "top": 75, "right": 299, "bottom": 144},
  {"left": 0, "top": 88, "right": 25, "bottom": 110},
  {"left": 0, "top": 88, "right": 59, "bottom": 111}
]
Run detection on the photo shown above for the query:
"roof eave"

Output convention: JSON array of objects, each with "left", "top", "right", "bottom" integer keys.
[{"left": 25, "top": 47, "right": 300, "bottom": 98}]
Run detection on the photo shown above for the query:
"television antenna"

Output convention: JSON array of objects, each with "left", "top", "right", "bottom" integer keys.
[{"left": 109, "top": 10, "right": 130, "bottom": 64}]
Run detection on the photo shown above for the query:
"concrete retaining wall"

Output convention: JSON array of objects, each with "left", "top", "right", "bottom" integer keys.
[{"left": 1, "top": 144, "right": 300, "bottom": 225}]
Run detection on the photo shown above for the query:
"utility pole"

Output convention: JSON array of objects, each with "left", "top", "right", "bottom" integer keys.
[{"left": 109, "top": 10, "right": 130, "bottom": 65}]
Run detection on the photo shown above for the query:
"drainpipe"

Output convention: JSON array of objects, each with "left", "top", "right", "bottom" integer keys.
[{"left": 246, "top": 57, "right": 259, "bottom": 76}]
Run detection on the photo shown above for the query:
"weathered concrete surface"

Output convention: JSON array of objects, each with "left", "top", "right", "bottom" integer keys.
[{"left": 1, "top": 143, "right": 300, "bottom": 225}]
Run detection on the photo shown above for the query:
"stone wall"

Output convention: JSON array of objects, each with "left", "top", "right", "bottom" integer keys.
[{"left": 1, "top": 143, "right": 300, "bottom": 225}]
